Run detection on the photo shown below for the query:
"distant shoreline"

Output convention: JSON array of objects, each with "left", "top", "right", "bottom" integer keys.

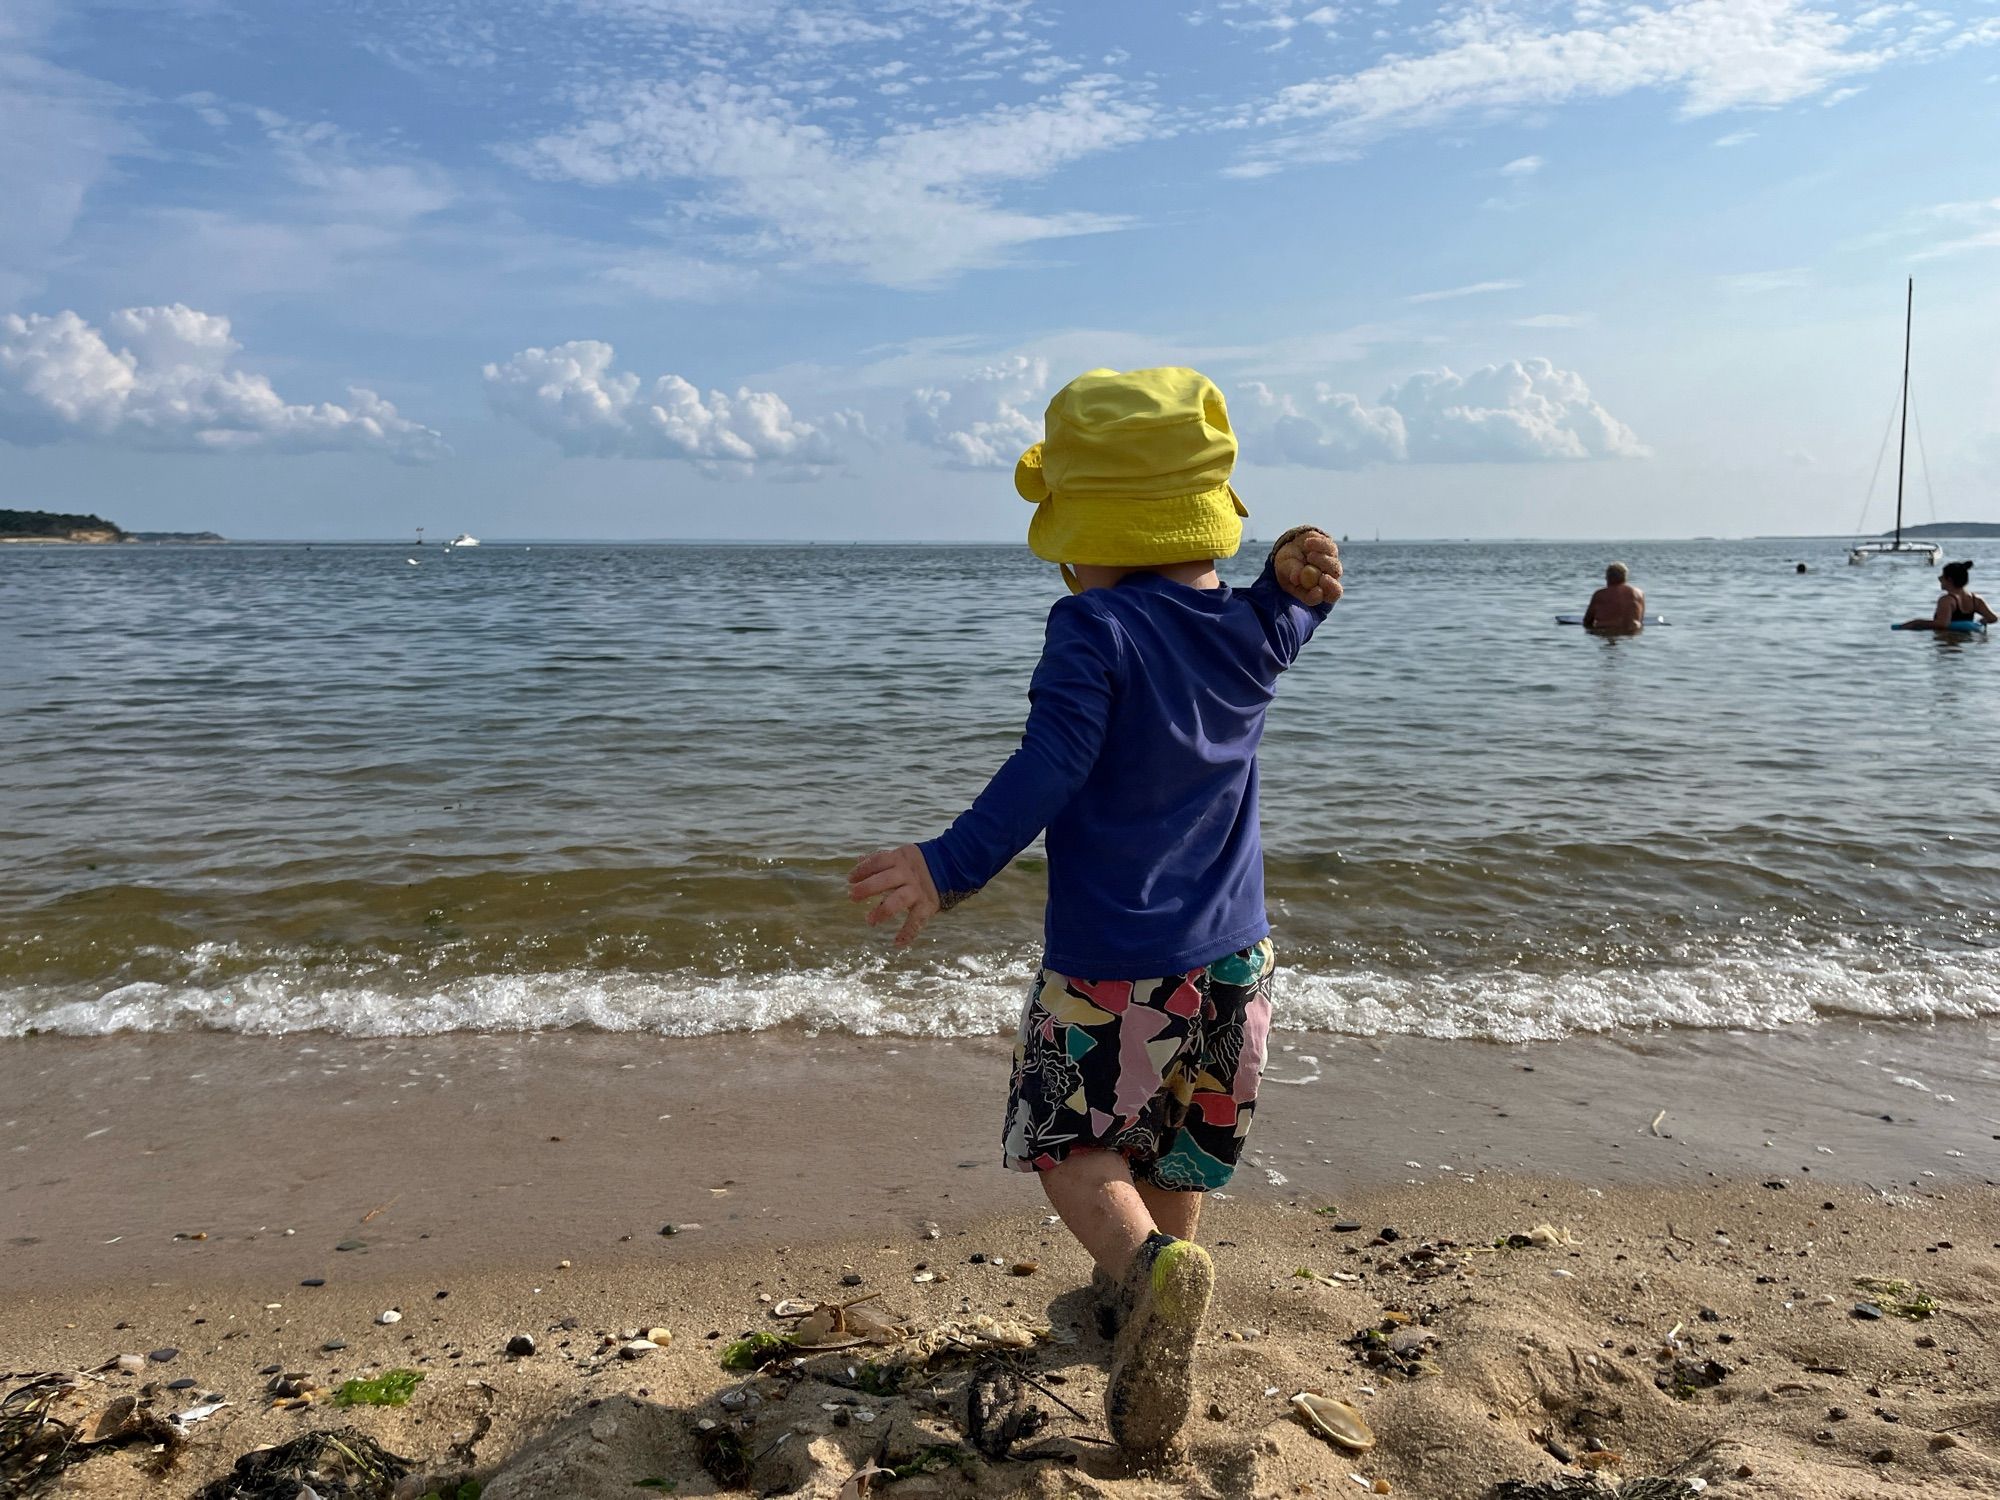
[{"left": 8, "top": 531, "right": 1999, "bottom": 546}]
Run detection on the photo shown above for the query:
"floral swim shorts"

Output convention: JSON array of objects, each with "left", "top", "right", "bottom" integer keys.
[{"left": 1001, "top": 940, "right": 1275, "bottom": 1191}]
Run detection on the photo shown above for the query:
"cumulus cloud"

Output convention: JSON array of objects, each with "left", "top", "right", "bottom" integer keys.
[
  {"left": 1245, "top": 360, "right": 1647, "bottom": 468},
  {"left": 905, "top": 354, "right": 1048, "bottom": 468},
  {"left": 509, "top": 76, "right": 1152, "bottom": 287},
  {"left": 1236, "top": 0, "right": 1885, "bottom": 173},
  {"left": 483, "top": 340, "right": 849, "bottom": 470},
  {"left": 0, "top": 306, "right": 447, "bottom": 461}
]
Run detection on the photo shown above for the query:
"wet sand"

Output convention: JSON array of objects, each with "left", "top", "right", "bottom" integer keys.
[
  {"left": 3, "top": 1020, "right": 1997, "bottom": 1498},
  {"left": 3, "top": 1020, "right": 1994, "bottom": 1293}
]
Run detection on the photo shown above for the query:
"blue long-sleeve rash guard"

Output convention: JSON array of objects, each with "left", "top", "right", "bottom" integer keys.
[{"left": 919, "top": 550, "right": 1330, "bottom": 978}]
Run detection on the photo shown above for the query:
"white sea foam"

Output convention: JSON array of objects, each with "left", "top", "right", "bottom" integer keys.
[{"left": 2, "top": 944, "right": 1996, "bottom": 1041}]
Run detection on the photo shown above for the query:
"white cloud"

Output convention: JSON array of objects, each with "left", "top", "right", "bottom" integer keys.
[
  {"left": 905, "top": 354, "right": 1049, "bottom": 468},
  {"left": 1238, "top": 0, "right": 1884, "bottom": 172},
  {"left": 0, "top": 10, "right": 141, "bottom": 303},
  {"left": 258, "top": 115, "right": 457, "bottom": 224},
  {"left": 1718, "top": 266, "right": 1811, "bottom": 290},
  {"left": 1406, "top": 279, "right": 1522, "bottom": 304},
  {"left": 1909, "top": 197, "right": 2000, "bottom": 260},
  {"left": 1713, "top": 129, "right": 1758, "bottom": 145},
  {"left": 484, "top": 340, "right": 848, "bottom": 470},
  {"left": 509, "top": 76, "right": 1153, "bottom": 287},
  {"left": 1513, "top": 313, "right": 1586, "bottom": 328},
  {"left": 1499, "top": 154, "right": 1544, "bottom": 176},
  {"left": 0, "top": 306, "right": 447, "bottom": 461},
  {"left": 1246, "top": 359, "right": 1647, "bottom": 468}
]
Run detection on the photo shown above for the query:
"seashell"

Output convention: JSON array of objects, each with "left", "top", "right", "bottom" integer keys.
[{"left": 1292, "top": 1391, "right": 1375, "bottom": 1452}]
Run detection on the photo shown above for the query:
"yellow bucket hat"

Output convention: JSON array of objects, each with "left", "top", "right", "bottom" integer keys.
[{"left": 1015, "top": 366, "right": 1248, "bottom": 573}]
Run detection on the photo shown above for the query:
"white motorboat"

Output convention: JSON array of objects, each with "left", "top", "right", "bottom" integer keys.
[{"left": 447, "top": 533, "right": 480, "bottom": 548}]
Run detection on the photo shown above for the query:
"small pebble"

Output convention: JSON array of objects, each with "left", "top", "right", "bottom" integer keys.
[
  {"left": 166, "top": 1378, "right": 195, "bottom": 1390},
  {"left": 114, "top": 1355, "right": 144, "bottom": 1375},
  {"left": 148, "top": 1348, "right": 179, "bottom": 1364},
  {"left": 322, "top": 1339, "right": 347, "bottom": 1353},
  {"left": 377, "top": 1310, "right": 402, "bottom": 1325},
  {"left": 506, "top": 1333, "right": 537, "bottom": 1357},
  {"left": 1853, "top": 1302, "right": 1884, "bottom": 1321},
  {"left": 841, "top": 1273, "right": 864, "bottom": 1287},
  {"left": 301, "top": 1278, "right": 326, "bottom": 1288}
]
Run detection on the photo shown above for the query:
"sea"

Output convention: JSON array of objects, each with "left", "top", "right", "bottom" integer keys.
[{"left": 3, "top": 537, "right": 1996, "bottom": 1044}]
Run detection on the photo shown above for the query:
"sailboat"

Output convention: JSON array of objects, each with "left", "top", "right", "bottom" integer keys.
[{"left": 1848, "top": 279, "right": 1942, "bottom": 567}]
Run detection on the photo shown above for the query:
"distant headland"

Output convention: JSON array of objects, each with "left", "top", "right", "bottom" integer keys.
[
  {"left": 0, "top": 509, "right": 224, "bottom": 543},
  {"left": 1885, "top": 522, "right": 2000, "bottom": 539}
]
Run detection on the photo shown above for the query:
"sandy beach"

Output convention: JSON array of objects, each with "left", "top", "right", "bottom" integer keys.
[{"left": 4, "top": 1021, "right": 1996, "bottom": 1498}]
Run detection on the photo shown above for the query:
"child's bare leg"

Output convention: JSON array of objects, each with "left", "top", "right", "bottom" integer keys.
[
  {"left": 1136, "top": 1182, "right": 1202, "bottom": 1242},
  {"left": 1040, "top": 1150, "right": 1156, "bottom": 1272}
]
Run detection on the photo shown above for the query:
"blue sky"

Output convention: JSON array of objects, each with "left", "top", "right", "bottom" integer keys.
[{"left": 2, "top": 0, "right": 1997, "bottom": 540}]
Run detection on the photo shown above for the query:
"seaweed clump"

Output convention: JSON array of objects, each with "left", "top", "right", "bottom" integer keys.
[{"left": 192, "top": 1428, "right": 415, "bottom": 1500}]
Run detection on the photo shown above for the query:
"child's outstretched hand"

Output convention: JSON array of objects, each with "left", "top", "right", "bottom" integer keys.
[
  {"left": 1274, "top": 528, "right": 1343, "bottom": 606},
  {"left": 848, "top": 844, "right": 943, "bottom": 946}
]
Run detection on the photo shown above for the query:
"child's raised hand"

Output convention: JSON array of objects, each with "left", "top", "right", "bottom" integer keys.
[
  {"left": 1275, "top": 528, "right": 1342, "bottom": 607},
  {"left": 847, "top": 843, "right": 944, "bottom": 947}
]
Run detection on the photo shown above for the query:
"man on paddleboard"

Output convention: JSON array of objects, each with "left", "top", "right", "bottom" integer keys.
[{"left": 1582, "top": 560, "right": 1646, "bottom": 632}]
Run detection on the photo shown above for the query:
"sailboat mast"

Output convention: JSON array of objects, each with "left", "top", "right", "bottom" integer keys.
[{"left": 1893, "top": 277, "right": 1912, "bottom": 548}]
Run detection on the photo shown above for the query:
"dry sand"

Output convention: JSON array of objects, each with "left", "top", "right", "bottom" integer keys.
[{"left": 3, "top": 1021, "right": 1997, "bottom": 1499}]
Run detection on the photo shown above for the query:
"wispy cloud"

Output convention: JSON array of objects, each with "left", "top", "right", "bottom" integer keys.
[
  {"left": 1513, "top": 313, "right": 1586, "bottom": 329},
  {"left": 1713, "top": 129, "right": 1758, "bottom": 146},
  {"left": 0, "top": 306, "right": 447, "bottom": 460},
  {"left": 0, "top": 8, "right": 143, "bottom": 304},
  {"left": 1499, "top": 154, "right": 1544, "bottom": 176},
  {"left": 1234, "top": 0, "right": 1886, "bottom": 174},
  {"left": 1908, "top": 196, "right": 2000, "bottom": 260},
  {"left": 508, "top": 77, "right": 1154, "bottom": 287},
  {"left": 1406, "top": 279, "right": 1522, "bottom": 304},
  {"left": 1718, "top": 266, "right": 1811, "bottom": 291}
]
